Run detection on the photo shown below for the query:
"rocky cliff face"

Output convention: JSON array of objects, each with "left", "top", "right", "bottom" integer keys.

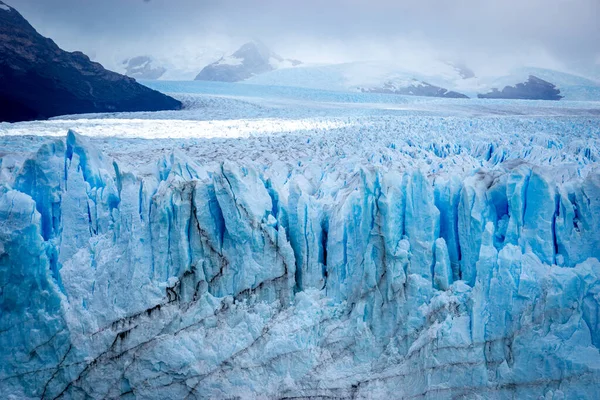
[
  {"left": 478, "top": 75, "right": 563, "bottom": 100},
  {"left": 0, "top": 1, "right": 181, "bottom": 122},
  {"left": 195, "top": 41, "right": 301, "bottom": 82}
]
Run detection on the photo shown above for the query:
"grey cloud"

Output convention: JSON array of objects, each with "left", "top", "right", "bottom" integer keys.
[{"left": 8, "top": 0, "right": 600, "bottom": 71}]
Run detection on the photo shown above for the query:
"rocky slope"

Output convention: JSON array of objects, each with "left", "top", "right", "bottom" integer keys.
[
  {"left": 361, "top": 79, "right": 469, "bottom": 98},
  {"left": 478, "top": 75, "right": 563, "bottom": 100},
  {"left": 0, "top": 1, "right": 181, "bottom": 123}
]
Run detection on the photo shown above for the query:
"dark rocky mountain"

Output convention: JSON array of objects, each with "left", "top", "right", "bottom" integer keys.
[
  {"left": 0, "top": 1, "right": 181, "bottom": 123},
  {"left": 478, "top": 75, "right": 563, "bottom": 100},
  {"left": 195, "top": 41, "right": 302, "bottom": 82},
  {"left": 122, "top": 56, "right": 166, "bottom": 80},
  {"left": 361, "top": 79, "right": 469, "bottom": 99}
]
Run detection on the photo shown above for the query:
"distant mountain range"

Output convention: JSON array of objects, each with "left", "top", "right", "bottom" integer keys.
[
  {"left": 362, "top": 75, "right": 566, "bottom": 100},
  {"left": 194, "top": 41, "right": 302, "bottom": 82},
  {"left": 112, "top": 46, "right": 600, "bottom": 100},
  {"left": 244, "top": 60, "right": 478, "bottom": 99},
  {"left": 244, "top": 61, "right": 600, "bottom": 101},
  {"left": 112, "top": 39, "right": 600, "bottom": 101},
  {"left": 0, "top": 1, "right": 181, "bottom": 122}
]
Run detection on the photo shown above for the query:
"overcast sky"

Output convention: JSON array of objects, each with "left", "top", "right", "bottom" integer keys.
[{"left": 8, "top": 0, "right": 600, "bottom": 74}]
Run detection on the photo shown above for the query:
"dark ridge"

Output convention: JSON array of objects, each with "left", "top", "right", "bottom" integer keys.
[
  {"left": 361, "top": 80, "right": 469, "bottom": 99},
  {"left": 0, "top": 1, "right": 181, "bottom": 123},
  {"left": 478, "top": 75, "right": 563, "bottom": 100}
]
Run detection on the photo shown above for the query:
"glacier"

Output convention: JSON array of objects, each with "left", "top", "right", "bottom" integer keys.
[{"left": 1, "top": 84, "right": 600, "bottom": 399}]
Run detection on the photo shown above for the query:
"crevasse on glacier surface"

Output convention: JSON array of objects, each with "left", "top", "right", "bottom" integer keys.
[{"left": 1, "top": 128, "right": 600, "bottom": 399}]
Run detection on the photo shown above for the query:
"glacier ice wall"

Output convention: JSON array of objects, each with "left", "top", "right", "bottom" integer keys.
[{"left": 1, "top": 129, "right": 600, "bottom": 399}]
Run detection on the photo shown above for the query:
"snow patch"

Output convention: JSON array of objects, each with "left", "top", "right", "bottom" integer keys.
[{"left": 216, "top": 55, "right": 244, "bottom": 66}]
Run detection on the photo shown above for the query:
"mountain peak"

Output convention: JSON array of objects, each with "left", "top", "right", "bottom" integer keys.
[
  {"left": 195, "top": 41, "right": 301, "bottom": 82},
  {"left": 233, "top": 40, "right": 271, "bottom": 61}
]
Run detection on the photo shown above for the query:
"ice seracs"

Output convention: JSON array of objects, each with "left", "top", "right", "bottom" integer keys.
[{"left": 1, "top": 103, "right": 599, "bottom": 399}]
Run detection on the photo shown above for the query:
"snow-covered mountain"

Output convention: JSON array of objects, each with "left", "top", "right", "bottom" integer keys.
[
  {"left": 473, "top": 67, "right": 600, "bottom": 101},
  {"left": 122, "top": 56, "right": 167, "bottom": 80},
  {"left": 360, "top": 79, "right": 469, "bottom": 98},
  {"left": 478, "top": 75, "right": 563, "bottom": 100},
  {"left": 245, "top": 59, "right": 469, "bottom": 93},
  {"left": 195, "top": 41, "right": 301, "bottom": 82},
  {"left": 100, "top": 44, "right": 230, "bottom": 81},
  {"left": 246, "top": 61, "right": 600, "bottom": 101}
]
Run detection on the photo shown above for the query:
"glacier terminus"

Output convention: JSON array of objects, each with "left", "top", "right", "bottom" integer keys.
[{"left": 1, "top": 82, "right": 600, "bottom": 399}]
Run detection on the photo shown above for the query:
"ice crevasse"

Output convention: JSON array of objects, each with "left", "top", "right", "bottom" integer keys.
[{"left": 1, "top": 130, "right": 600, "bottom": 399}]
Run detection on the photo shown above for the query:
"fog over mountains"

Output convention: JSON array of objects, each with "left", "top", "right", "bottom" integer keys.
[{"left": 10, "top": 0, "right": 600, "bottom": 78}]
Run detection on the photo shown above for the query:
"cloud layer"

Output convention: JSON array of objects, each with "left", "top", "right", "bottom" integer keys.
[{"left": 10, "top": 0, "right": 600, "bottom": 73}]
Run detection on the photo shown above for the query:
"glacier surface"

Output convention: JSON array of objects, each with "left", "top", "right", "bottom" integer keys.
[{"left": 1, "top": 83, "right": 600, "bottom": 399}]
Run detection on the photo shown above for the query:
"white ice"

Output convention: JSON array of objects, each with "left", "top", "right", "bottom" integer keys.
[{"left": 1, "top": 81, "right": 600, "bottom": 399}]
